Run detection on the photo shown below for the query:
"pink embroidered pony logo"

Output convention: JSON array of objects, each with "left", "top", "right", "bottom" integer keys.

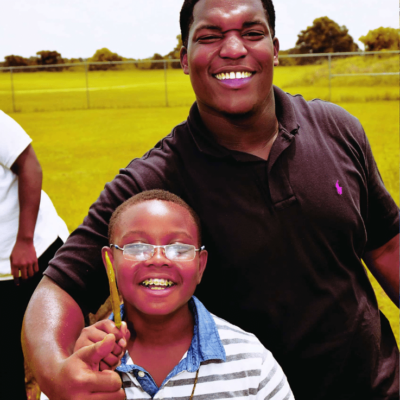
[{"left": 335, "top": 180, "right": 342, "bottom": 195}]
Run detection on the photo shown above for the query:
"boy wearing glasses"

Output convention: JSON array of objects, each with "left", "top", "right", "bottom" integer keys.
[{"left": 66, "top": 190, "right": 294, "bottom": 400}]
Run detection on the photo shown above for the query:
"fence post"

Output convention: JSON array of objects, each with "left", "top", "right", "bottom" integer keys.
[
  {"left": 84, "top": 62, "right": 90, "bottom": 109},
  {"left": 164, "top": 60, "right": 169, "bottom": 107},
  {"left": 10, "top": 67, "right": 16, "bottom": 113},
  {"left": 328, "top": 54, "right": 332, "bottom": 102}
]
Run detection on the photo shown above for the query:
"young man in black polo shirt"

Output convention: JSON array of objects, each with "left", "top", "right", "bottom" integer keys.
[{"left": 23, "top": 0, "right": 399, "bottom": 399}]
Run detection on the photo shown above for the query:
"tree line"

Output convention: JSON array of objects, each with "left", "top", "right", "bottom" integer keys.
[
  {"left": 1, "top": 18, "right": 398, "bottom": 71},
  {"left": 279, "top": 18, "right": 399, "bottom": 65}
]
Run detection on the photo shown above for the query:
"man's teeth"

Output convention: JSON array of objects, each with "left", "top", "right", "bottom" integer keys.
[
  {"left": 141, "top": 279, "right": 174, "bottom": 289},
  {"left": 215, "top": 71, "right": 252, "bottom": 80}
]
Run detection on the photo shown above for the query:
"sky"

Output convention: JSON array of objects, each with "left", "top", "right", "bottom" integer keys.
[{"left": 1, "top": 0, "right": 398, "bottom": 61}]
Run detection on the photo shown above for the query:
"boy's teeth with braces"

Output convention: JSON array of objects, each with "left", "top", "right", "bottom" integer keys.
[
  {"left": 141, "top": 279, "right": 175, "bottom": 290},
  {"left": 215, "top": 71, "right": 253, "bottom": 80}
]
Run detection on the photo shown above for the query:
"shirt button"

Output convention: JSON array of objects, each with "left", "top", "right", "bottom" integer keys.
[{"left": 138, "top": 371, "right": 145, "bottom": 378}]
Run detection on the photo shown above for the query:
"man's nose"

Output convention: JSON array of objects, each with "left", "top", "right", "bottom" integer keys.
[{"left": 219, "top": 34, "right": 247, "bottom": 59}]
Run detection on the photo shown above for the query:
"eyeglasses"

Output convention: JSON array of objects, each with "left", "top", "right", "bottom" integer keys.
[{"left": 110, "top": 243, "right": 205, "bottom": 261}]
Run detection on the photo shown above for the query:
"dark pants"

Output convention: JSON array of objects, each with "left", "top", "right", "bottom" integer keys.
[{"left": 0, "top": 237, "right": 64, "bottom": 400}]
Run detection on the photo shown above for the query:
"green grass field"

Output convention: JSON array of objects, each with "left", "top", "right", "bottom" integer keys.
[
  {"left": 8, "top": 97, "right": 399, "bottom": 343},
  {"left": 0, "top": 54, "right": 398, "bottom": 113},
  {"left": 2, "top": 52, "right": 399, "bottom": 344}
]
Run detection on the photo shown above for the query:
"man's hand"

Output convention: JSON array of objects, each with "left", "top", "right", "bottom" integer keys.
[
  {"left": 23, "top": 278, "right": 127, "bottom": 400},
  {"left": 74, "top": 320, "right": 130, "bottom": 371},
  {"left": 42, "top": 334, "right": 126, "bottom": 400},
  {"left": 10, "top": 237, "right": 39, "bottom": 281}
]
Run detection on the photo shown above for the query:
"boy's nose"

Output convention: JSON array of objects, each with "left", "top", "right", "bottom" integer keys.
[{"left": 149, "top": 247, "right": 170, "bottom": 266}]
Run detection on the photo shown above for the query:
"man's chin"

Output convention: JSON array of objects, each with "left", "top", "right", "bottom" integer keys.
[
  {"left": 201, "top": 99, "right": 257, "bottom": 120},
  {"left": 220, "top": 107, "right": 255, "bottom": 119},
  {"left": 219, "top": 103, "right": 258, "bottom": 120}
]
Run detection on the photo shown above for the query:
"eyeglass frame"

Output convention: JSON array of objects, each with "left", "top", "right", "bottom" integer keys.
[{"left": 110, "top": 243, "right": 205, "bottom": 261}]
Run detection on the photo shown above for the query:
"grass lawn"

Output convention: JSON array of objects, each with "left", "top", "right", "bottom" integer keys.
[
  {"left": 0, "top": 54, "right": 397, "bottom": 113},
  {"left": 9, "top": 99, "right": 399, "bottom": 343}
]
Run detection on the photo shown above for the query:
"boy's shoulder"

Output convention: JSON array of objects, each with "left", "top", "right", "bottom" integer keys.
[{"left": 210, "top": 313, "right": 272, "bottom": 364}]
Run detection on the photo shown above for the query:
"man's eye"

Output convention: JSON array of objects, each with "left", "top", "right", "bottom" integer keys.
[
  {"left": 244, "top": 31, "right": 265, "bottom": 39},
  {"left": 198, "top": 35, "right": 221, "bottom": 42}
]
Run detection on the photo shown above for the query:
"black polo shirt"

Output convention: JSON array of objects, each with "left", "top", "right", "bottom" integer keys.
[{"left": 46, "top": 86, "right": 399, "bottom": 400}]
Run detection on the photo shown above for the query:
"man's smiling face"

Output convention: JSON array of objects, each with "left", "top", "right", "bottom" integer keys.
[{"left": 180, "top": 0, "right": 279, "bottom": 117}]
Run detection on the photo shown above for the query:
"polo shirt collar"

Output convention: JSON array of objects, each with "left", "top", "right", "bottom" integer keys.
[
  {"left": 114, "top": 296, "right": 226, "bottom": 376},
  {"left": 186, "top": 85, "right": 300, "bottom": 160},
  {"left": 274, "top": 85, "right": 300, "bottom": 135}
]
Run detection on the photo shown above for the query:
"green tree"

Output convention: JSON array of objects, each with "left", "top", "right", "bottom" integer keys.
[
  {"left": 359, "top": 27, "right": 400, "bottom": 51},
  {"left": 89, "top": 48, "right": 123, "bottom": 70},
  {"left": 165, "top": 34, "right": 183, "bottom": 68},
  {"left": 3, "top": 55, "right": 39, "bottom": 72},
  {"left": 4, "top": 55, "right": 30, "bottom": 67},
  {"left": 295, "top": 17, "right": 358, "bottom": 56},
  {"left": 36, "top": 50, "right": 64, "bottom": 71},
  {"left": 150, "top": 53, "right": 165, "bottom": 69}
]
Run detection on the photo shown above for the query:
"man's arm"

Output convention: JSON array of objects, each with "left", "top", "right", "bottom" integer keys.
[
  {"left": 10, "top": 143, "right": 42, "bottom": 282},
  {"left": 363, "top": 233, "right": 399, "bottom": 307},
  {"left": 22, "top": 276, "right": 126, "bottom": 400}
]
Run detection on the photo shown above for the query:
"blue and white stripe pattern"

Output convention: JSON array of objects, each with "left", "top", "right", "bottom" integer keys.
[{"left": 116, "top": 297, "right": 294, "bottom": 400}]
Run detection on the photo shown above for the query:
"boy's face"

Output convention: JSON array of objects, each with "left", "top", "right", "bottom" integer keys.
[{"left": 102, "top": 200, "right": 207, "bottom": 317}]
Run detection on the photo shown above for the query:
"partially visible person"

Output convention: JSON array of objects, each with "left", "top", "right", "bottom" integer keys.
[
  {"left": 0, "top": 111, "right": 69, "bottom": 400},
  {"left": 40, "top": 190, "right": 294, "bottom": 400}
]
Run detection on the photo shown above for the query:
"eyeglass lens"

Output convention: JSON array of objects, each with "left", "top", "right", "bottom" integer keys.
[{"left": 123, "top": 244, "right": 196, "bottom": 261}]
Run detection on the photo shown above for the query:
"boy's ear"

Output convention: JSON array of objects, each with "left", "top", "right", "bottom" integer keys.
[
  {"left": 101, "top": 246, "right": 115, "bottom": 273},
  {"left": 197, "top": 249, "right": 208, "bottom": 284},
  {"left": 180, "top": 46, "right": 189, "bottom": 75}
]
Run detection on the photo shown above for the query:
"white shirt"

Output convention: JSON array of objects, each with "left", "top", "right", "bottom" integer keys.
[{"left": 0, "top": 110, "right": 69, "bottom": 280}]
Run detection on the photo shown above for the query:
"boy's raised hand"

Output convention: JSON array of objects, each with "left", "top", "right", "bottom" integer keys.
[
  {"left": 74, "top": 319, "right": 130, "bottom": 371},
  {"left": 49, "top": 333, "right": 126, "bottom": 400}
]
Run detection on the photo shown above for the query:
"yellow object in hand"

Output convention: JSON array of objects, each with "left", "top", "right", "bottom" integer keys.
[{"left": 105, "top": 251, "right": 122, "bottom": 329}]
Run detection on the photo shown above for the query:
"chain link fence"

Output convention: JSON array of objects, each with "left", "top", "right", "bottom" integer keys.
[{"left": 0, "top": 51, "right": 398, "bottom": 113}]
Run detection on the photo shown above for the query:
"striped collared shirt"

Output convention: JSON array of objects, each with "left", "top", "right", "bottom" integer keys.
[{"left": 115, "top": 296, "right": 294, "bottom": 400}]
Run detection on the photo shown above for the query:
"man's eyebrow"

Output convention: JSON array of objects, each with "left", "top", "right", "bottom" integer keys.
[
  {"left": 194, "top": 24, "right": 222, "bottom": 33},
  {"left": 194, "top": 20, "right": 267, "bottom": 33},
  {"left": 242, "top": 20, "right": 267, "bottom": 28}
]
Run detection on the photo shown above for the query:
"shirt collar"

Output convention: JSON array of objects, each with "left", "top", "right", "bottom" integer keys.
[
  {"left": 186, "top": 85, "right": 300, "bottom": 161},
  {"left": 113, "top": 296, "right": 226, "bottom": 375}
]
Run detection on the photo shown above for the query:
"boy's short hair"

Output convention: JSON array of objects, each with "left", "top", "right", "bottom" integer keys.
[
  {"left": 108, "top": 189, "right": 202, "bottom": 245},
  {"left": 180, "top": 0, "right": 276, "bottom": 48}
]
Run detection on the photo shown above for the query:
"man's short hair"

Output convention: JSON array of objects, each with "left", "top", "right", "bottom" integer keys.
[
  {"left": 180, "top": 0, "right": 276, "bottom": 48},
  {"left": 108, "top": 189, "right": 202, "bottom": 245}
]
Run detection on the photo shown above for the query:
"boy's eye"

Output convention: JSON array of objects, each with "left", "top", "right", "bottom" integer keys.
[
  {"left": 172, "top": 245, "right": 191, "bottom": 255},
  {"left": 124, "top": 243, "right": 152, "bottom": 260},
  {"left": 167, "top": 244, "right": 195, "bottom": 260}
]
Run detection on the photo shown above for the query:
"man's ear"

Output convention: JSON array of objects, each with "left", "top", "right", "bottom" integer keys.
[
  {"left": 180, "top": 46, "right": 189, "bottom": 75},
  {"left": 101, "top": 246, "right": 115, "bottom": 273},
  {"left": 273, "top": 37, "right": 279, "bottom": 67},
  {"left": 197, "top": 249, "right": 208, "bottom": 284}
]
